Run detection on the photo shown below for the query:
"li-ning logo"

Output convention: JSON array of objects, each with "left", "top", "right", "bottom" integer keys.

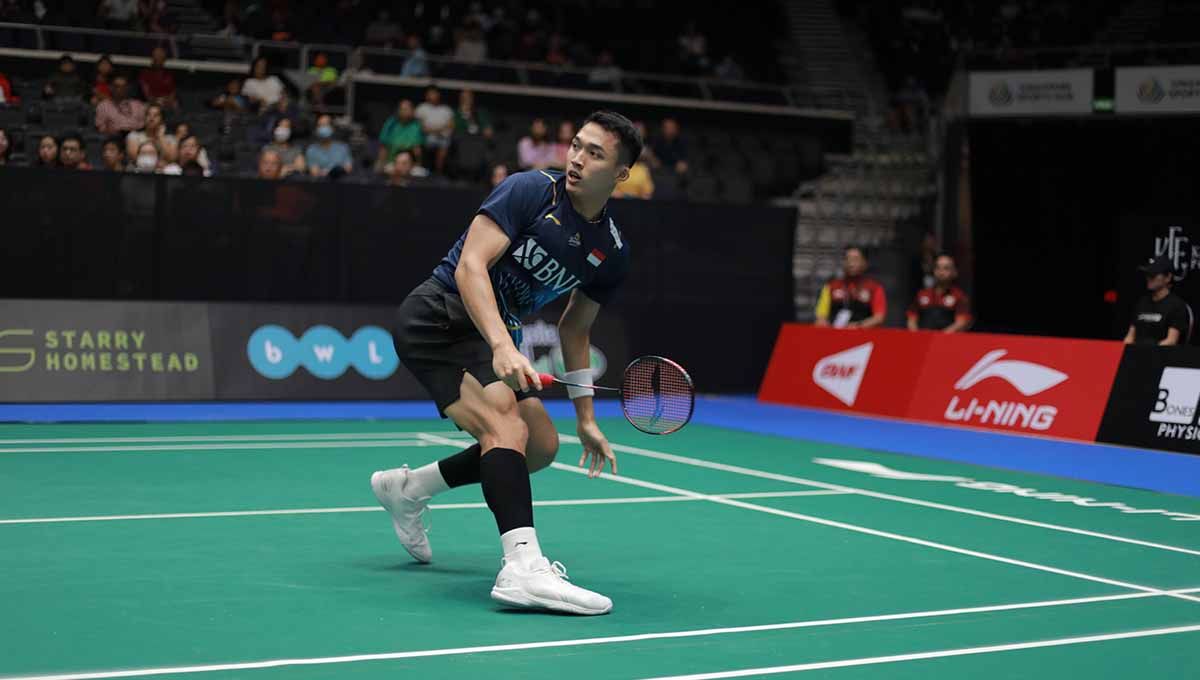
[
  {"left": 247, "top": 325, "right": 399, "bottom": 380},
  {"left": 944, "top": 350, "right": 1067, "bottom": 431},
  {"left": 812, "top": 342, "right": 873, "bottom": 407},
  {"left": 1138, "top": 77, "right": 1166, "bottom": 104},
  {"left": 988, "top": 81, "right": 1013, "bottom": 106}
]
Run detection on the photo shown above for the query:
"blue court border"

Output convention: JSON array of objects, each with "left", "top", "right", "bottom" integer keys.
[{"left": 0, "top": 397, "right": 1196, "bottom": 498}]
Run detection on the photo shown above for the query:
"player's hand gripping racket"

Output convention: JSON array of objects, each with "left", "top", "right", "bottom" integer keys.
[{"left": 538, "top": 355, "right": 694, "bottom": 435}]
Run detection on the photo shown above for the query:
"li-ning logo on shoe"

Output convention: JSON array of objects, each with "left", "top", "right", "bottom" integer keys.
[
  {"left": 246, "top": 325, "right": 399, "bottom": 380},
  {"left": 954, "top": 350, "right": 1067, "bottom": 396}
]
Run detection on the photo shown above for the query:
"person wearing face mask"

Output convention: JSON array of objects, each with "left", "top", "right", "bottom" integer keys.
[
  {"left": 263, "top": 117, "right": 306, "bottom": 177},
  {"left": 131, "top": 140, "right": 161, "bottom": 173},
  {"left": 305, "top": 114, "right": 353, "bottom": 178}
]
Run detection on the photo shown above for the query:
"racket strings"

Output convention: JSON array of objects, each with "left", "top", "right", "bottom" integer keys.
[{"left": 621, "top": 357, "right": 693, "bottom": 435}]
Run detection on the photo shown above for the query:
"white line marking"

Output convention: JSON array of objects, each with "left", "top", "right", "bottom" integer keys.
[
  {"left": 0, "top": 440, "right": 452, "bottom": 455},
  {"left": 0, "top": 432, "right": 462, "bottom": 446},
  {"left": 550, "top": 463, "right": 1200, "bottom": 604},
  {"left": 637, "top": 624, "right": 1200, "bottom": 679},
  {"left": 0, "top": 491, "right": 847, "bottom": 525},
  {"left": 558, "top": 434, "right": 1200, "bottom": 558},
  {"left": 7, "top": 588, "right": 1199, "bottom": 680}
]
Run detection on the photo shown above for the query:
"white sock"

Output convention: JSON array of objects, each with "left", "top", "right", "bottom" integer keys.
[
  {"left": 404, "top": 462, "right": 450, "bottom": 499},
  {"left": 500, "top": 527, "right": 543, "bottom": 567}
]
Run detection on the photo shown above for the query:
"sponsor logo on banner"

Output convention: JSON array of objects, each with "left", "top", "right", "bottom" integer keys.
[
  {"left": 1117, "top": 65, "right": 1200, "bottom": 114},
  {"left": 812, "top": 342, "right": 873, "bottom": 406},
  {"left": 1153, "top": 225, "right": 1200, "bottom": 281},
  {"left": 943, "top": 350, "right": 1067, "bottom": 431},
  {"left": 969, "top": 69, "right": 1093, "bottom": 117},
  {"left": 813, "top": 457, "right": 1200, "bottom": 521},
  {"left": 1148, "top": 367, "right": 1200, "bottom": 441},
  {"left": 246, "top": 325, "right": 399, "bottom": 380}
]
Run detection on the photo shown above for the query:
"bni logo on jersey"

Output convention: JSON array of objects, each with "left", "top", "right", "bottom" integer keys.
[{"left": 512, "top": 238, "right": 582, "bottom": 294}]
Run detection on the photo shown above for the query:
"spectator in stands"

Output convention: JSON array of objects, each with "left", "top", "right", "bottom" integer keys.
[
  {"left": 612, "top": 147, "right": 654, "bottom": 199},
  {"left": 264, "top": 117, "right": 305, "bottom": 177},
  {"left": 365, "top": 9, "right": 402, "bottom": 47},
  {"left": 58, "top": 134, "right": 91, "bottom": 170},
  {"left": 633, "top": 121, "right": 660, "bottom": 167},
  {"left": 44, "top": 54, "right": 86, "bottom": 103},
  {"left": 588, "top": 50, "right": 622, "bottom": 86},
  {"left": 257, "top": 148, "right": 282, "bottom": 180},
  {"left": 0, "top": 127, "right": 10, "bottom": 166},
  {"left": 545, "top": 33, "right": 570, "bottom": 66},
  {"left": 678, "top": 23, "right": 710, "bottom": 75},
  {"left": 242, "top": 57, "right": 285, "bottom": 113},
  {"left": 453, "top": 88, "right": 493, "bottom": 139},
  {"left": 650, "top": 118, "right": 688, "bottom": 175},
  {"left": 163, "top": 135, "right": 211, "bottom": 176},
  {"left": 1124, "top": 254, "right": 1191, "bottom": 346},
  {"left": 98, "top": 0, "right": 139, "bottom": 30},
  {"left": 387, "top": 150, "right": 418, "bottom": 187},
  {"left": 306, "top": 114, "right": 353, "bottom": 178},
  {"left": 91, "top": 55, "right": 114, "bottom": 105},
  {"left": 415, "top": 86, "right": 454, "bottom": 175},
  {"left": 0, "top": 70, "right": 18, "bottom": 106},
  {"left": 815, "top": 246, "right": 887, "bottom": 329},
  {"left": 377, "top": 99, "right": 423, "bottom": 170},
  {"left": 131, "top": 140, "right": 161, "bottom": 173},
  {"left": 306, "top": 52, "right": 339, "bottom": 111},
  {"left": 100, "top": 136, "right": 126, "bottom": 171},
  {"left": 209, "top": 78, "right": 247, "bottom": 112},
  {"left": 714, "top": 54, "right": 745, "bottom": 81},
  {"left": 454, "top": 21, "right": 488, "bottom": 63},
  {"left": 34, "top": 134, "right": 58, "bottom": 167},
  {"left": 95, "top": 73, "right": 147, "bottom": 136},
  {"left": 907, "top": 254, "right": 972, "bottom": 332},
  {"left": 125, "top": 103, "right": 176, "bottom": 163},
  {"left": 551, "top": 120, "right": 575, "bottom": 169},
  {"left": 401, "top": 35, "right": 430, "bottom": 77},
  {"left": 518, "top": 117, "right": 555, "bottom": 170},
  {"left": 139, "top": 45, "right": 177, "bottom": 110},
  {"left": 490, "top": 162, "right": 509, "bottom": 188}
]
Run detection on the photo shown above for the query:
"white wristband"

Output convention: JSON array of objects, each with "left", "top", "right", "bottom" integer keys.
[{"left": 563, "top": 369, "right": 595, "bottom": 400}]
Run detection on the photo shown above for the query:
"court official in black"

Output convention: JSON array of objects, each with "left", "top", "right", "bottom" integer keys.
[{"left": 1123, "top": 254, "right": 1192, "bottom": 346}]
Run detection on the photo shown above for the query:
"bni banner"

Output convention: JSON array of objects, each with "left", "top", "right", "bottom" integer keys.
[
  {"left": 969, "top": 69, "right": 1093, "bottom": 117},
  {"left": 1116, "top": 65, "right": 1200, "bottom": 114}
]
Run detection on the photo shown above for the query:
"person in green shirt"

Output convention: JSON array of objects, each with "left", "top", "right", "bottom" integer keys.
[
  {"left": 307, "top": 52, "right": 339, "bottom": 111},
  {"left": 377, "top": 99, "right": 424, "bottom": 171},
  {"left": 453, "top": 89, "right": 493, "bottom": 139}
]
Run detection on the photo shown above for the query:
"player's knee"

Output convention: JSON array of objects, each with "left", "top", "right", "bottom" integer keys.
[
  {"left": 525, "top": 433, "right": 559, "bottom": 473},
  {"left": 481, "top": 412, "right": 528, "bottom": 452}
]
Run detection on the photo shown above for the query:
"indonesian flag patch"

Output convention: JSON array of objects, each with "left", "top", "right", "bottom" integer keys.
[{"left": 587, "top": 248, "right": 606, "bottom": 267}]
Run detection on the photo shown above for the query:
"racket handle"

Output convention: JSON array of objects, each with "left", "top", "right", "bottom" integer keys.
[
  {"left": 537, "top": 373, "right": 560, "bottom": 387},
  {"left": 537, "top": 373, "right": 619, "bottom": 392}
]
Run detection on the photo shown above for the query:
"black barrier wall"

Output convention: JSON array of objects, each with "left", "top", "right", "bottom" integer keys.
[
  {"left": 1097, "top": 345, "right": 1200, "bottom": 455},
  {"left": 0, "top": 168, "right": 794, "bottom": 394}
]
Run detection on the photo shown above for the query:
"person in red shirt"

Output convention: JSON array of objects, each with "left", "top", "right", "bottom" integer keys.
[
  {"left": 907, "top": 253, "right": 972, "bottom": 332},
  {"left": 0, "top": 71, "right": 20, "bottom": 106},
  {"left": 815, "top": 245, "right": 887, "bottom": 328},
  {"left": 139, "top": 46, "right": 177, "bottom": 110}
]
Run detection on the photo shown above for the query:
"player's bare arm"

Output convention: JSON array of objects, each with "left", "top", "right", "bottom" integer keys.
[
  {"left": 559, "top": 289, "right": 617, "bottom": 478},
  {"left": 455, "top": 214, "right": 542, "bottom": 394}
]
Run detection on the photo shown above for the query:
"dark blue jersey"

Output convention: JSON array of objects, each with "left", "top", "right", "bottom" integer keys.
[{"left": 431, "top": 170, "right": 630, "bottom": 339}]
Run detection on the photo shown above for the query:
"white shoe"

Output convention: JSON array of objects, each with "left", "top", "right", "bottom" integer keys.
[
  {"left": 490, "top": 557, "right": 613, "bottom": 615},
  {"left": 370, "top": 466, "right": 432, "bottom": 563}
]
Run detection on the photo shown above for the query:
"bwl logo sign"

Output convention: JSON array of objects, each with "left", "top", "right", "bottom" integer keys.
[
  {"left": 812, "top": 342, "right": 872, "bottom": 406},
  {"left": 247, "top": 325, "right": 399, "bottom": 380},
  {"left": 945, "top": 350, "right": 1067, "bottom": 431}
]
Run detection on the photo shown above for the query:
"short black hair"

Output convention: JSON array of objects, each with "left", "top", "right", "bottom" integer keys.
[
  {"left": 61, "top": 133, "right": 84, "bottom": 149},
  {"left": 844, "top": 244, "right": 868, "bottom": 259},
  {"left": 583, "top": 110, "right": 643, "bottom": 166},
  {"left": 102, "top": 135, "right": 125, "bottom": 152}
]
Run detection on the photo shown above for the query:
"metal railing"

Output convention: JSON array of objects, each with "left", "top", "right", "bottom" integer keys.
[
  {"left": 965, "top": 41, "right": 1200, "bottom": 70},
  {"left": 0, "top": 21, "right": 856, "bottom": 114}
]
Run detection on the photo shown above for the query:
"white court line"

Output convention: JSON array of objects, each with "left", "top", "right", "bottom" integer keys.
[
  {"left": 7, "top": 588, "right": 1200, "bottom": 680},
  {"left": 550, "top": 463, "right": 1200, "bottom": 605},
  {"left": 0, "top": 432, "right": 462, "bottom": 446},
  {"left": 0, "top": 490, "right": 846, "bottom": 526},
  {"left": 0, "top": 440, "right": 451, "bottom": 454},
  {"left": 638, "top": 624, "right": 1200, "bottom": 679},
  {"left": 558, "top": 434, "right": 1200, "bottom": 558}
]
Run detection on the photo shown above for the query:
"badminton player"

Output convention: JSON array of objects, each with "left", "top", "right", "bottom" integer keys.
[{"left": 373, "top": 110, "right": 641, "bottom": 615}]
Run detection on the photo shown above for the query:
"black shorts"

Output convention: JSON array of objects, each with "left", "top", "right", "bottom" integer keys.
[{"left": 393, "top": 277, "right": 535, "bottom": 417}]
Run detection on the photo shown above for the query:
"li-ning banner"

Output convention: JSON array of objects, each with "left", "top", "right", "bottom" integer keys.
[
  {"left": 0, "top": 300, "right": 214, "bottom": 402},
  {"left": 969, "top": 69, "right": 1093, "bottom": 117},
  {"left": 1116, "top": 65, "right": 1200, "bottom": 114}
]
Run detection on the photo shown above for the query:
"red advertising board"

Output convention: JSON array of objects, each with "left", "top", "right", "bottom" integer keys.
[
  {"left": 759, "top": 325, "right": 1125, "bottom": 442},
  {"left": 905, "top": 332, "right": 1124, "bottom": 441},
  {"left": 758, "top": 326, "right": 931, "bottom": 418}
]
